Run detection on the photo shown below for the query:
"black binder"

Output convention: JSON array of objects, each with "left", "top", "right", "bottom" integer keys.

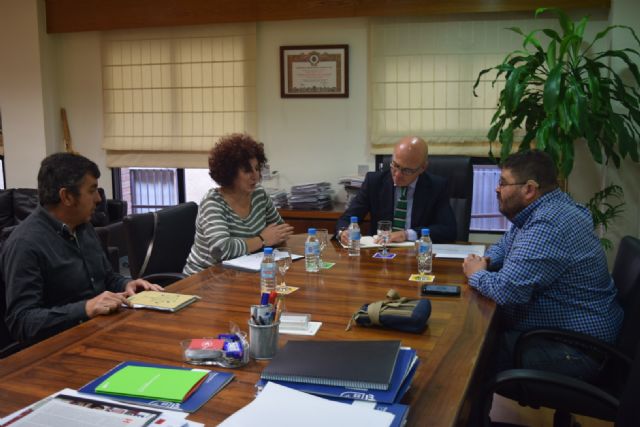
[{"left": 260, "top": 340, "right": 401, "bottom": 390}]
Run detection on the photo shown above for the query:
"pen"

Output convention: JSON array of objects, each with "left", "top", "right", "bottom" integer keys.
[
  {"left": 268, "top": 290, "right": 277, "bottom": 305},
  {"left": 274, "top": 297, "right": 283, "bottom": 323}
]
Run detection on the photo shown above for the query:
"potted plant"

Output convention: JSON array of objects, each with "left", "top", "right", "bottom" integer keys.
[{"left": 474, "top": 7, "right": 640, "bottom": 248}]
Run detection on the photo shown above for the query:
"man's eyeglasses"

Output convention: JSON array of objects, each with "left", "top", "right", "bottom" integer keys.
[
  {"left": 497, "top": 180, "right": 527, "bottom": 188},
  {"left": 497, "top": 179, "right": 539, "bottom": 188},
  {"left": 390, "top": 161, "right": 423, "bottom": 176}
]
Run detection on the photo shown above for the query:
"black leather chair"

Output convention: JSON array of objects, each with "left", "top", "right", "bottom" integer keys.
[
  {"left": 482, "top": 235, "right": 640, "bottom": 427},
  {"left": 123, "top": 202, "right": 198, "bottom": 287},
  {"left": 375, "top": 154, "right": 473, "bottom": 241}
]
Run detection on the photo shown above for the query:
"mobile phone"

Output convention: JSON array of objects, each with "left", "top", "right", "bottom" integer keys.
[{"left": 421, "top": 284, "right": 461, "bottom": 297}]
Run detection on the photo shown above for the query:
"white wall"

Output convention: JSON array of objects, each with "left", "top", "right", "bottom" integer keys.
[
  {"left": 256, "top": 18, "right": 370, "bottom": 201},
  {"left": 0, "top": 0, "right": 48, "bottom": 188}
]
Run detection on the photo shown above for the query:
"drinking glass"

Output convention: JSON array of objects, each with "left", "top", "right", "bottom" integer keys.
[
  {"left": 377, "top": 220, "right": 392, "bottom": 257},
  {"left": 316, "top": 228, "right": 329, "bottom": 267},
  {"left": 275, "top": 247, "right": 292, "bottom": 293}
]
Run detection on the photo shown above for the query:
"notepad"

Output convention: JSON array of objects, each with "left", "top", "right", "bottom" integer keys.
[
  {"left": 127, "top": 291, "right": 200, "bottom": 312},
  {"left": 95, "top": 365, "right": 209, "bottom": 402},
  {"left": 261, "top": 340, "right": 401, "bottom": 390}
]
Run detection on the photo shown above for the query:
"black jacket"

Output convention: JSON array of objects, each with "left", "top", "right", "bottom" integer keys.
[{"left": 336, "top": 170, "right": 457, "bottom": 243}]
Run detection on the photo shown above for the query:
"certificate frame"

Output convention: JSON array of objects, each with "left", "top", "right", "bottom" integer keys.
[{"left": 280, "top": 44, "right": 349, "bottom": 98}]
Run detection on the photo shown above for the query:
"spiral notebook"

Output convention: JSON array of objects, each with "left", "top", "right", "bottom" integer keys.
[{"left": 260, "top": 340, "right": 401, "bottom": 390}]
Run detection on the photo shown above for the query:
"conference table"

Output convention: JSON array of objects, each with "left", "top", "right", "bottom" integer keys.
[{"left": 0, "top": 235, "right": 496, "bottom": 426}]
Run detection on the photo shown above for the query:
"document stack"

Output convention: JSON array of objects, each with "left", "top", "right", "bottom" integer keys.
[
  {"left": 256, "top": 340, "right": 418, "bottom": 427},
  {"left": 78, "top": 360, "right": 234, "bottom": 413},
  {"left": 265, "top": 187, "right": 288, "bottom": 208},
  {"left": 288, "top": 182, "right": 333, "bottom": 210},
  {"left": 338, "top": 175, "right": 365, "bottom": 206}
]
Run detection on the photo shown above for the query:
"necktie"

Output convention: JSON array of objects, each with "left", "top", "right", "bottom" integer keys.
[{"left": 393, "top": 187, "right": 408, "bottom": 231}]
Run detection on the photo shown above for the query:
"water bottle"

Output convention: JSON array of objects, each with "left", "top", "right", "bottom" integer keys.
[
  {"left": 305, "top": 228, "right": 320, "bottom": 272},
  {"left": 260, "top": 247, "right": 277, "bottom": 293},
  {"left": 348, "top": 216, "right": 361, "bottom": 257},
  {"left": 416, "top": 228, "right": 432, "bottom": 275}
]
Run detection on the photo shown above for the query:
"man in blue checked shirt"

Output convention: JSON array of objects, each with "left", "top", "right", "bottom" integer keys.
[{"left": 463, "top": 150, "right": 622, "bottom": 382}]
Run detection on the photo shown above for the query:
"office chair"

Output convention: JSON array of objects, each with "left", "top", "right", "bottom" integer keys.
[
  {"left": 482, "top": 235, "right": 640, "bottom": 427},
  {"left": 123, "top": 202, "right": 198, "bottom": 287},
  {"left": 375, "top": 154, "right": 473, "bottom": 241}
]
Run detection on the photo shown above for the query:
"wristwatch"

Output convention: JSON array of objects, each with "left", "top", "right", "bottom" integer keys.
[{"left": 258, "top": 234, "right": 265, "bottom": 246}]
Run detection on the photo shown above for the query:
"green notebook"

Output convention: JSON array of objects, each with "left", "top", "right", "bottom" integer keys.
[{"left": 95, "top": 365, "right": 209, "bottom": 402}]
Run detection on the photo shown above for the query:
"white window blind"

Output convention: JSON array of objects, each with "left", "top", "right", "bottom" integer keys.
[
  {"left": 369, "top": 18, "right": 512, "bottom": 156},
  {"left": 102, "top": 23, "right": 257, "bottom": 168}
]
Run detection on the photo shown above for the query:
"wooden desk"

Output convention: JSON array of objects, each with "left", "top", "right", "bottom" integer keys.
[
  {"left": 0, "top": 236, "right": 495, "bottom": 426},
  {"left": 278, "top": 203, "right": 371, "bottom": 235}
]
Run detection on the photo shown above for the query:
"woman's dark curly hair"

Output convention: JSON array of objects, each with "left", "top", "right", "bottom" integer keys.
[{"left": 208, "top": 133, "right": 267, "bottom": 187}]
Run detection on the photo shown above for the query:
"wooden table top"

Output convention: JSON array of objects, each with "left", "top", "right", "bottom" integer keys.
[{"left": 0, "top": 235, "right": 496, "bottom": 426}]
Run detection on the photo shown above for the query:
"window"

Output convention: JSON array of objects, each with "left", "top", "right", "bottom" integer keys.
[
  {"left": 470, "top": 163, "right": 509, "bottom": 232},
  {"left": 101, "top": 23, "right": 257, "bottom": 169},
  {"left": 114, "top": 167, "right": 214, "bottom": 214},
  {"left": 0, "top": 156, "right": 5, "bottom": 190}
]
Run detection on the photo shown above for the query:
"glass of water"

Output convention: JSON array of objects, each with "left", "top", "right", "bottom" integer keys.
[
  {"left": 316, "top": 228, "right": 329, "bottom": 267},
  {"left": 276, "top": 247, "right": 292, "bottom": 293},
  {"left": 377, "top": 220, "right": 392, "bottom": 257}
]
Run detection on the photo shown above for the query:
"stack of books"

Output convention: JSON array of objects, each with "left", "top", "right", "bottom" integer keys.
[
  {"left": 256, "top": 340, "right": 418, "bottom": 427},
  {"left": 288, "top": 182, "right": 333, "bottom": 210}
]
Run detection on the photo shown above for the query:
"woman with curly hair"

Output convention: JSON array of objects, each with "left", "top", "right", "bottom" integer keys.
[{"left": 183, "top": 134, "right": 293, "bottom": 274}]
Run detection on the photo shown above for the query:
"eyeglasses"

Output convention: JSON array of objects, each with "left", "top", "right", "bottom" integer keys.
[
  {"left": 497, "top": 179, "right": 527, "bottom": 188},
  {"left": 390, "top": 161, "right": 423, "bottom": 176}
]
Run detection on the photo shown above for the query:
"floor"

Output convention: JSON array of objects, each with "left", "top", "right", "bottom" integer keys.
[{"left": 490, "top": 394, "right": 613, "bottom": 427}]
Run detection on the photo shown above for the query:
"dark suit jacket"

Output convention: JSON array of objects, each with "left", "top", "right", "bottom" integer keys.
[{"left": 337, "top": 170, "right": 457, "bottom": 243}]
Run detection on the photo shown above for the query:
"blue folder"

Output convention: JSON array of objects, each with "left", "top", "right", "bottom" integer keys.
[
  {"left": 256, "top": 348, "right": 418, "bottom": 404},
  {"left": 78, "top": 360, "right": 234, "bottom": 413}
]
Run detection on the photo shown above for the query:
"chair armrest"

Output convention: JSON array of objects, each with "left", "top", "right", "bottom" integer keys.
[
  {"left": 514, "top": 329, "right": 632, "bottom": 369},
  {"left": 107, "top": 199, "right": 128, "bottom": 223},
  {"left": 482, "top": 368, "right": 619, "bottom": 426},
  {"left": 141, "top": 273, "right": 187, "bottom": 287}
]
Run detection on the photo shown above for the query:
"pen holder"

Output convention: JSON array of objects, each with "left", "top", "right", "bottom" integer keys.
[{"left": 248, "top": 320, "right": 280, "bottom": 360}]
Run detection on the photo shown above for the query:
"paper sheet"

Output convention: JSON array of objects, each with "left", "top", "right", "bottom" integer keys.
[
  {"left": 218, "top": 382, "right": 393, "bottom": 427},
  {"left": 432, "top": 244, "right": 485, "bottom": 259}
]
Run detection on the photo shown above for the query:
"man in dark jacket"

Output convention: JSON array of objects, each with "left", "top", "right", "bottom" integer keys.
[
  {"left": 337, "top": 136, "right": 456, "bottom": 244},
  {"left": 1, "top": 152, "right": 162, "bottom": 345}
]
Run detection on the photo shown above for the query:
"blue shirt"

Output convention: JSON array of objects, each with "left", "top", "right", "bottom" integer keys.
[{"left": 469, "top": 189, "right": 623, "bottom": 343}]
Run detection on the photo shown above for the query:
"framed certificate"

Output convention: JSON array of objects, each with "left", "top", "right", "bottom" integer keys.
[{"left": 280, "top": 44, "right": 349, "bottom": 98}]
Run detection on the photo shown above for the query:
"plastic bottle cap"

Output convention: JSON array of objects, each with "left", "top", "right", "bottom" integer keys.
[
  {"left": 264, "top": 247, "right": 273, "bottom": 254},
  {"left": 308, "top": 228, "right": 317, "bottom": 234},
  {"left": 350, "top": 216, "right": 358, "bottom": 223},
  {"left": 422, "top": 228, "right": 430, "bottom": 236}
]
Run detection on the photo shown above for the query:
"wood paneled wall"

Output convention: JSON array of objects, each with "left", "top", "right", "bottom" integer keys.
[{"left": 45, "top": 0, "right": 610, "bottom": 33}]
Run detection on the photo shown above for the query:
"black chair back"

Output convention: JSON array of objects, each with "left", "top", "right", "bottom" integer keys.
[
  {"left": 376, "top": 154, "right": 473, "bottom": 241},
  {"left": 612, "top": 236, "right": 640, "bottom": 358},
  {"left": 124, "top": 202, "right": 198, "bottom": 282}
]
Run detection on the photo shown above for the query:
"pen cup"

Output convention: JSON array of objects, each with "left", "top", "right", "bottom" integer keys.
[{"left": 248, "top": 320, "right": 280, "bottom": 360}]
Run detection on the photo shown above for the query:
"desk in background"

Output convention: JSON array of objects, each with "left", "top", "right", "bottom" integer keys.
[
  {"left": 278, "top": 203, "right": 371, "bottom": 235},
  {"left": 0, "top": 235, "right": 495, "bottom": 426}
]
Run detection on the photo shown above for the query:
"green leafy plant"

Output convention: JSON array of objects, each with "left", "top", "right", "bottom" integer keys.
[
  {"left": 585, "top": 184, "right": 624, "bottom": 250},
  {"left": 473, "top": 7, "right": 640, "bottom": 246}
]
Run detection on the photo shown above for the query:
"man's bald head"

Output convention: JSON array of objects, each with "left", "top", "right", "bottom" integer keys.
[{"left": 391, "top": 136, "right": 429, "bottom": 186}]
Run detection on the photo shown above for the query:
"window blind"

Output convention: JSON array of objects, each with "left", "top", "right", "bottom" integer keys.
[
  {"left": 369, "top": 18, "right": 513, "bottom": 156},
  {"left": 102, "top": 23, "right": 257, "bottom": 168}
]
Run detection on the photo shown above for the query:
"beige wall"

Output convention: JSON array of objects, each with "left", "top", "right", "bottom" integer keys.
[{"left": 0, "top": 0, "right": 48, "bottom": 188}]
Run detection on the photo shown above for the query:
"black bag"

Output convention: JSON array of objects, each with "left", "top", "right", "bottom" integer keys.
[{"left": 346, "top": 289, "right": 431, "bottom": 333}]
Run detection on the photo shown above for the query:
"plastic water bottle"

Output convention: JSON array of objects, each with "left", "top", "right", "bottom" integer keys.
[
  {"left": 348, "top": 216, "right": 361, "bottom": 257},
  {"left": 260, "top": 247, "right": 277, "bottom": 293},
  {"left": 305, "top": 228, "right": 320, "bottom": 272},
  {"left": 416, "top": 228, "right": 433, "bottom": 275}
]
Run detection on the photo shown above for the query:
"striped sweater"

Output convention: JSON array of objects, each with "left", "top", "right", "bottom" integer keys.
[{"left": 183, "top": 186, "right": 283, "bottom": 275}]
